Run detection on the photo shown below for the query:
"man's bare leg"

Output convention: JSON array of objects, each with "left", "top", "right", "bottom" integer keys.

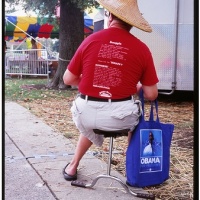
[{"left": 65, "top": 134, "right": 92, "bottom": 175}]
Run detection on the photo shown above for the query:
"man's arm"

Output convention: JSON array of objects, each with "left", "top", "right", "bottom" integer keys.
[
  {"left": 137, "top": 83, "right": 158, "bottom": 101},
  {"left": 63, "top": 69, "right": 81, "bottom": 86}
]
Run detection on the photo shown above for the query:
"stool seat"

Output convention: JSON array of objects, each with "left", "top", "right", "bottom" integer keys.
[{"left": 93, "top": 129, "right": 130, "bottom": 138}]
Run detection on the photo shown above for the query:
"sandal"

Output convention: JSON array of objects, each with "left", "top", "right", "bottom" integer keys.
[{"left": 63, "top": 163, "right": 77, "bottom": 181}]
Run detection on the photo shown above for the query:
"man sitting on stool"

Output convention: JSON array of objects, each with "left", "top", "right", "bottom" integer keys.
[{"left": 62, "top": 0, "right": 159, "bottom": 181}]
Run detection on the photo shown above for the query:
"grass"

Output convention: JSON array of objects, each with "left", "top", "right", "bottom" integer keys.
[{"left": 4, "top": 78, "right": 76, "bottom": 102}]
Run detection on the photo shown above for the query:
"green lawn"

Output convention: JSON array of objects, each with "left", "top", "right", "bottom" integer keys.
[{"left": 4, "top": 78, "right": 75, "bottom": 101}]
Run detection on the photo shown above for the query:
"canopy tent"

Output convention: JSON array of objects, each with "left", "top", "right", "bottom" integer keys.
[
  {"left": 83, "top": 12, "right": 94, "bottom": 35},
  {"left": 93, "top": 8, "right": 104, "bottom": 33},
  {"left": 5, "top": 11, "right": 94, "bottom": 41}
]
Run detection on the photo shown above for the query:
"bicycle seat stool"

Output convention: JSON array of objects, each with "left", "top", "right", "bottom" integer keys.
[{"left": 71, "top": 129, "right": 155, "bottom": 200}]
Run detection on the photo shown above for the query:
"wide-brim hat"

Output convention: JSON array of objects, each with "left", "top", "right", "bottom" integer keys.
[{"left": 96, "top": 0, "right": 152, "bottom": 32}]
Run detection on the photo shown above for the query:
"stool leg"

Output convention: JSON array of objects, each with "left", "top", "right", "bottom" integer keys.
[
  {"left": 107, "top": 137, "right": 113, "bottom": 175},
  {"left": 71, "top": 135, "right": 155, "bottom": 199}
]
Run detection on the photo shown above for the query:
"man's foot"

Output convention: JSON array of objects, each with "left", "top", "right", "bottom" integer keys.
[{"left": 62, "top": 163, "right": 77, "bottom": 181}]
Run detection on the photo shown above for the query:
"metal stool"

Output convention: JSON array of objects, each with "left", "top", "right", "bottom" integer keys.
[{"left": 71, "top": 129, "right": 155, "bottom": 200}]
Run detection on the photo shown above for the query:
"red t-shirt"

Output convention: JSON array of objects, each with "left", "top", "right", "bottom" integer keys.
[{"left": 67, "top": 27, "right": 159, "bottom": 99}]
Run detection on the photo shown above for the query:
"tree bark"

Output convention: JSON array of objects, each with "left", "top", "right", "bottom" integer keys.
[{"left": 47, "top": 0, "right": 84, "bottom": 89}]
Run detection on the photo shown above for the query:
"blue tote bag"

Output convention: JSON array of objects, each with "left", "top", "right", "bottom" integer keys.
[{"left": 126, "top": 92, "right": 174, "bottom": 187}]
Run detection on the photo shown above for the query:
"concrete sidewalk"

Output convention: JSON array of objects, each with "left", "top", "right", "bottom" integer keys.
[{"left": 5, "top": 102, "right": 149, "bottom": 200}]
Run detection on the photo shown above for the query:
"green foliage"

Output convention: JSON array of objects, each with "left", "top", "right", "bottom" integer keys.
[
  {"left": 5, "top": 0, "right": 99, "bottom": 17},
  {"left": 5, "top": 78, "right": 74, "bottom": 101},
  {"left": 71, "top": 0, "right": 99, "bottom": 10}
]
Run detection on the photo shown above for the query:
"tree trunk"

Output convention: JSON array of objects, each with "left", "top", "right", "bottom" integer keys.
[{"left": 47, "top": 0, "right": 84, "bottom": 89}]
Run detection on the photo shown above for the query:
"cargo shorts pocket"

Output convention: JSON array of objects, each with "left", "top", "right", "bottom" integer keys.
[
  {"left": 110, "top": 110, "right": 135, "bottom": 120},
  {"left": 70, "top": 100, "right": 83, "bottom": 127},
  {"left": 110, "top": 101, "right": 141, "bottom": 121},
  {"left": 70, "top": 101, "right": 79, "bottom": 117}
]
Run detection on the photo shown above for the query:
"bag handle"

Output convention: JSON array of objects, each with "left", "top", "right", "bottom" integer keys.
[
  {"left": 139, "top": 89, "right": 159, "bottom": 122},
  {"left": 139, "top": 90, "right": 145, "bottom": 122},
  {"left": 150, "top": 99, "right": 160, "bottom": 122}
]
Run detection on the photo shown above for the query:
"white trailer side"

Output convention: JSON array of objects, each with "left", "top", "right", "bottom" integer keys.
[{"left": 132, "top": 0, "right": 194, "bottom": 92}]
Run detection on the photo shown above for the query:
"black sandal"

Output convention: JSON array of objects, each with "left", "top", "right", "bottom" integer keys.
[{"left": 63, "top": 163, "right": 77, "bottom": 181}]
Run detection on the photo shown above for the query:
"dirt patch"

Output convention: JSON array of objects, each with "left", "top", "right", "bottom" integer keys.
[{"left": 21, "top": 84, "right": 47, "bottom": 90}]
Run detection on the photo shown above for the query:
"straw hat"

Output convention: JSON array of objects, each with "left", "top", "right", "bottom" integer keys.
[{"left": 96, "top": 0, "right": 152, "bottom": 32}]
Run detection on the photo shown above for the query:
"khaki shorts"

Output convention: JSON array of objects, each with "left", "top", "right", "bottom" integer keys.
[{"left": 70, "top": 96, "right": 141, "bottom": 147}]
